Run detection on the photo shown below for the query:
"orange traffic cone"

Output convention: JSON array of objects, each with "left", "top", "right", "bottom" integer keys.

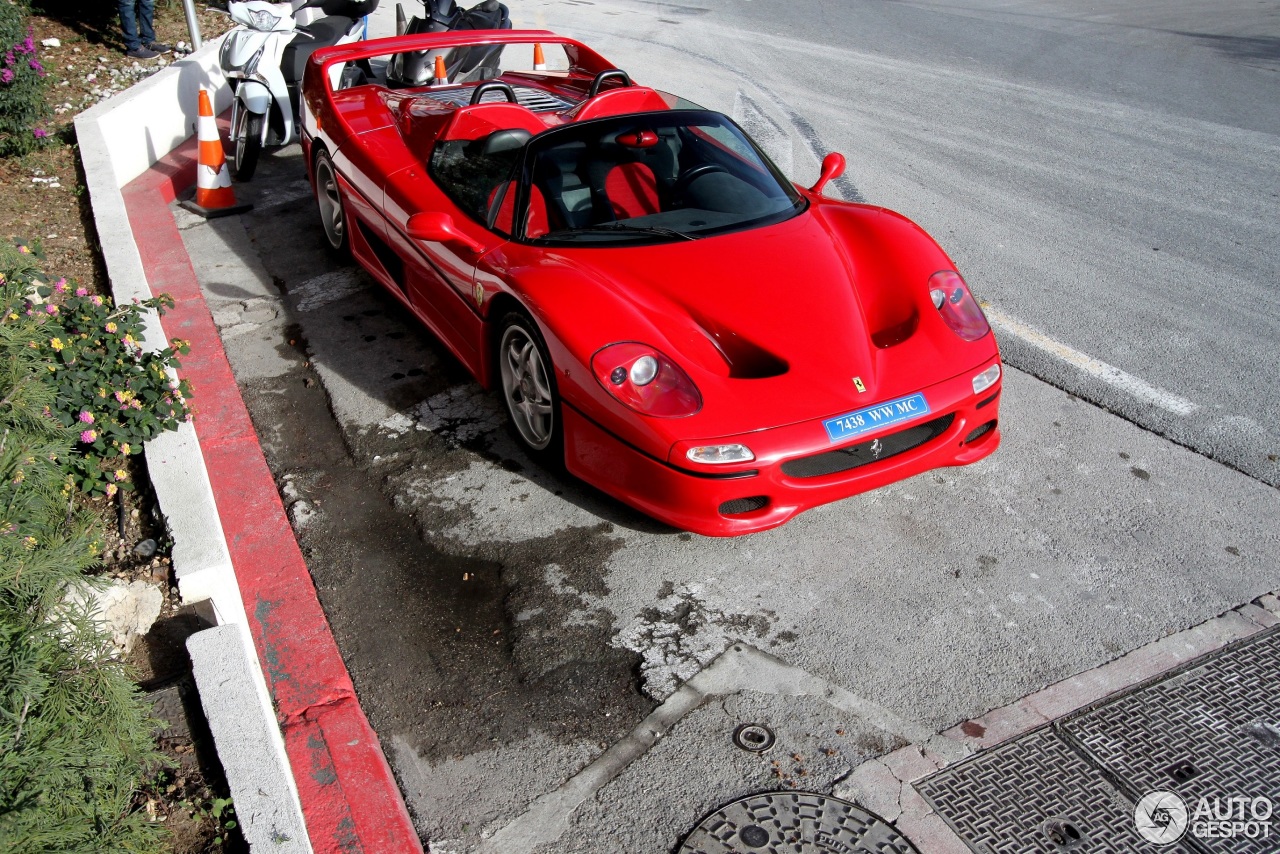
[
  {"left": 431, "top": 54, "right": 448, "bottom": 86},
  {"left": 533, "top": 43, "right": 546, "bottom": 71},
  {"left": 181, "top": 88, "right": 251, "bottom": 218}
]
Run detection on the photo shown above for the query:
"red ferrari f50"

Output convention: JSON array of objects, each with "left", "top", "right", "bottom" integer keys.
[{"left": 300, "top": 30, "right": 1002, "bottom": 536}]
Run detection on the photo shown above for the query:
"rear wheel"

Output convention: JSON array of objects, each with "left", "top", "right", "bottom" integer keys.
[
  {"left": 498, "top": 311, "right": 563, "bottom": 466},
  {"left": 313, "top": 150, "right": 347, "bottom": 253},
  {"left": 230, "top": 108, "right": 262, "bottom": 181}
]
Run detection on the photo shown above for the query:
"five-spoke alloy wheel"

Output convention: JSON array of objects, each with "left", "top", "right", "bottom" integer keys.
[{"left": 498, "top": 312, "right": 562, "bottom": 464}]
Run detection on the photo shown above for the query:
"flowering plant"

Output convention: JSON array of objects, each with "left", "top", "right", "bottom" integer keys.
[
  {"left": 0, "top": 0, "right": 50, "bottom": 157},
  {"left": 1, "top": 241, "right": 193, "bottom": 495}
]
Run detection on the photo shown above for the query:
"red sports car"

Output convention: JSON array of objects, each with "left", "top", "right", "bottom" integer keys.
[{"left": 300, "top": 31, "right": 1002, "bottom": 536}]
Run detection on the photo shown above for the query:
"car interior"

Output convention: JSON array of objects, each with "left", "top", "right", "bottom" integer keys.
[{"left": 428, "top": 112, "right": 800, "bottom": 242}]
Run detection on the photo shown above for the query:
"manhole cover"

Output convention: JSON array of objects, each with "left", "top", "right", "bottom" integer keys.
[{"left": 677, "top": 791, "right": 920, "bottom": 853}]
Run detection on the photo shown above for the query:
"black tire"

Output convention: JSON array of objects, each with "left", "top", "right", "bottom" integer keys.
[
  {"left": 230, "top": 108, "right": 263, "bottom": 181},
  {"left": 313, "top": 149, "right": 347, "bottom": 253},
  {"left": 497, "top": 311, "right": 563, "bottom": 467}
]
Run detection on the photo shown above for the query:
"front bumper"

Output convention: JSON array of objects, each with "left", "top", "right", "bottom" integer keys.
[{"left": 564, "top": 362, "right": 1003, "bottom": 536}]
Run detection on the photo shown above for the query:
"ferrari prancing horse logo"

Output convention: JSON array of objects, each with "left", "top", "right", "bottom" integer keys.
[
  {"left": 473, "top": 281, "right": 484, "bottom": 308},
  {"left": 852, "top": 376, "right": 866, "bottom": 393}
]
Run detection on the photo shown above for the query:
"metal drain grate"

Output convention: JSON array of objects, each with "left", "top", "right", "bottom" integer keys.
[
  {"left": 917, "top": 627, "right": 1280, "bottom": 853},
  {"left": 1059, "top": 628, "right": 1280, "bottom": 854},
  {"left": 418, "top": 84, "right": 576, "bottom": 112},
  {"left": 916, "top": 728, "right": 1172, "bottom": 853},
  {"left": 678, "top": 791, "right": 919, "bottom": 853}
]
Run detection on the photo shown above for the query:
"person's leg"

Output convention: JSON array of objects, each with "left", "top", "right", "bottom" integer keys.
[
  {"left": 137, "top": 0, "right": 172, "bottom": 52},
  {"left": 137, "top": 0, "right": 156, "bottom": 46},
  {"left": 117, "top": 0, "right": 140, "bottom": 51}
]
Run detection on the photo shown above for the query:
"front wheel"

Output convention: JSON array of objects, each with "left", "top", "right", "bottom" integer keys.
[
  {"left": 498, "top": 312, "right": 563, "bottom": 467},
  {"left": 231, "top": 107, "right": 263, "bottom": 181}
]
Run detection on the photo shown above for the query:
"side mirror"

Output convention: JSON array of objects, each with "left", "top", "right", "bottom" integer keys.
[
  {"left": 406, "top": 212, "right": 484, "bottom": 253},
  {"left": 809, "top": 152, "right": 846, "bottom": 196}
]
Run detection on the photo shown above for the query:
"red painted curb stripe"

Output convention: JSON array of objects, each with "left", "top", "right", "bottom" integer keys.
[{"left": 119, "top": 132, "right": 422, "bottom": 854}]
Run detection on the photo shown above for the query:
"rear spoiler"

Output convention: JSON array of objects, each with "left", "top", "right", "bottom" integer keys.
[{"left": 308, "top": 29, "right": 618, "bottom": 89}]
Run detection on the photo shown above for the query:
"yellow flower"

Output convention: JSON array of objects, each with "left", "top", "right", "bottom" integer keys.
[
  {"left": 50, "top": 337, "right": 64, "bottom": 351},
  {"left": 120, "top": 443, "right": 132, "bottom": 455},
  {"left": 23, "top": 536, "right": 37, "bottom": 550},
  {"left": 114, "top": 469, "right": 129, "bottom": 482}
]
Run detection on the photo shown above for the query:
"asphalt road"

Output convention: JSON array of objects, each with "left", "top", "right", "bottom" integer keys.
[{"left": 176, "top": 0, "right": 1280, "bottom": 850}]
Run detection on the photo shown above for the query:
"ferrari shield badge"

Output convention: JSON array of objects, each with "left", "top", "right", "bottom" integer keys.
[
  {"left": 852, "top": 376, "right": 866, "bottom": 393},
  {"left": 472, "top": 281, "right": 484, "bottom": 308}
]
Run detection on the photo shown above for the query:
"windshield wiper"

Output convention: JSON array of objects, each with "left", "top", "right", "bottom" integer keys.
[{"left": 539, "top": 223, "right": 697, "bottom": 241}]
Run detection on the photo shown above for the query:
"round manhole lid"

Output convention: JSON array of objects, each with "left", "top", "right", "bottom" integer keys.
[{"left": 678, "top": 791, "right": 920, "bottom": 854}]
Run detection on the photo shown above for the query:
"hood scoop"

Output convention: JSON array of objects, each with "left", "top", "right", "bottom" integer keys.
[{"left": 691, "top": 312, "right": 789, "bottom": 379}]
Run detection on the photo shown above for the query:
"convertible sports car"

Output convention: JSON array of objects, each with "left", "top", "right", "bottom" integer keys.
[{"left": 299, "top": 31, "right": 1002, "bottom": 536}]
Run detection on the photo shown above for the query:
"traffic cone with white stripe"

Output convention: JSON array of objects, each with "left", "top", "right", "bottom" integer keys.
[
  {"left": 533, "top": 43, "right": 547, "bottom": 71},
  {"left": 181, "top": 88, "right": 251, "bottom": 218}
]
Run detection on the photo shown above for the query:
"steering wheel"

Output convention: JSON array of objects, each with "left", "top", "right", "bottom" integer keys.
[
  {"left": 672, "top": 164, "right": 728, "bottom": 204},
  {"left": 469, "top": 81, "right": 518, "bottom": 105},
  {"left": 588, "top": 69, "right": 633, "bottom": 98}
]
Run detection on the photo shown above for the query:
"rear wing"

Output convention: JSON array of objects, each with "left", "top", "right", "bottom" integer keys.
[{"left": 307, "top": 30, "right": 619, "bottom": 90}]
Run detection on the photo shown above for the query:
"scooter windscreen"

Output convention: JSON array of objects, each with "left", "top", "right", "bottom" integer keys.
[{"left": 386, "top": 0, "right": 510, "bottom": 87}]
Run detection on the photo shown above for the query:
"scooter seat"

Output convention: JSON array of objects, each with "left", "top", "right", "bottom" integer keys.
[{"left": 281, "top": 16, "right": 356, "bottom": 85}]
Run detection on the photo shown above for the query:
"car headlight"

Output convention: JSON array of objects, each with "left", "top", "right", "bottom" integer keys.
[
  {"left": 928, "top": 270, "right": 990, "bottom": 342},
  {"left": 972, "top": 362, "right": 1001, "bottom": 395},
  {"left": 592, "top": 342, "right": 702, "bottom": 417}
]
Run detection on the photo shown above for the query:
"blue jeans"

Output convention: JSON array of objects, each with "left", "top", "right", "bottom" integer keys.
[{"left": 118, "top": 0, "right": 156, "bottom": 51}]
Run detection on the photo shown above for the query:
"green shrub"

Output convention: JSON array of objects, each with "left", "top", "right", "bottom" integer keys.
[
  {"left": 0, "top": 271, "right": 166, "bottom": 853},
  {"left": 2, "top": 241, "right": 192, "bottom": 495},
  {"left": 0, "top": 0, "right": 51, "bottom": 157}
]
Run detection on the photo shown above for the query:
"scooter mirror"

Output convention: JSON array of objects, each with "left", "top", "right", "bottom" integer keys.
[
  {"left": 810, "top": 152, "right": 846, "bottom": 196},
  {"left": 407, "top": 212, "right": 484, "bottom": 252}
]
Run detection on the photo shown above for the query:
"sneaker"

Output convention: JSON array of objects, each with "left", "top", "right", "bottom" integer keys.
[
  {"left": 147, "top": 41, "right": 172, "bottom": 53},
  {"left": 126, "top": 46, "right": 159, "bottom": 59}
]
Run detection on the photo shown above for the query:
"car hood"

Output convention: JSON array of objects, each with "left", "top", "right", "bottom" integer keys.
[{"left": 532, "top": 204, "right": 991, "bottom": 434}]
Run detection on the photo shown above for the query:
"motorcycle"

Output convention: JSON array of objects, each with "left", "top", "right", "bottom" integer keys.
[
  {"left": 219, "top": 0, "right": 378, "bottom": 180},
  {"left": 385, "top": 0, "right": 510, "bottom": 88}
]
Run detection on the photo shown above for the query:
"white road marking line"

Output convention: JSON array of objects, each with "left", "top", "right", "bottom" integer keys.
[{"left": 983, "top": 305, "right": 1199, "bottom": 416}]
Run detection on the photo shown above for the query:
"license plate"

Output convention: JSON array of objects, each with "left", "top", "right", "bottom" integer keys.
[{"left": 823, "top": 392, "right": 931, "bottom": 443}]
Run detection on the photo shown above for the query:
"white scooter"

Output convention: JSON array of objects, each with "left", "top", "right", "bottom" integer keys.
[{"left": 219, "top": 0, "right": 378, "bottom": 180}]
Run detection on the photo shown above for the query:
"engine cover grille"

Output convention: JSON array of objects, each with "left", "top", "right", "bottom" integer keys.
[
  {"left": 420, "top": 84, "right": 575, "bottom": 112},
  {"left": 781, "top": 413, "right": 954, "bottom": 479}
]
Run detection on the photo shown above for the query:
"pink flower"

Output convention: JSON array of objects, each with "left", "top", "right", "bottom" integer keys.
[
  {"left": 105, "top": 484, "right": 118, "bottom": 498},
  {"left": 90, "top": 295, "right": 103, "bottom": 306},
  {"left": 75, "top": 287, "right": 88, "bottom": 297},
  {"left": 44, "top": 304, "right": 58, "bottom": 315},
  {"left": 54, "top": 279, "right": 67, "bottom": 293},
  {"left": 79, "top": 429, "right": 97, "bottom": 443},
  {"left": 78, "top": 410, "right": 94, "bottom": 424},
  {"left": 0, "top": 69, "right": 13, "bottom": 85}
]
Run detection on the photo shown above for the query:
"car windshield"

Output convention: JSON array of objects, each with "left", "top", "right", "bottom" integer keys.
[{"left": 505, "top": 110, "right": 803, "bottom": 244}]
